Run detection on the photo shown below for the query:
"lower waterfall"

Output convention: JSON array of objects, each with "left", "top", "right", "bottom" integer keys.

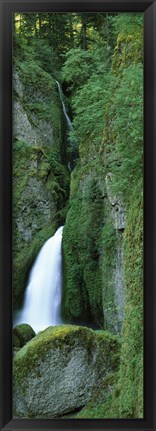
[{"left": 14, "top": 226, "right": 64, "bottom": 333}]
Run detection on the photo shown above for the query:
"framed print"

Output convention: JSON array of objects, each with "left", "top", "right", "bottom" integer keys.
[{"left": 0, "top": 0, "right": 156, "bottom": 430}]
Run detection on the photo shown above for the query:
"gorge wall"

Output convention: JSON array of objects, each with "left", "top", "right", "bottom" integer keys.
[
  {"left": 62, "top": 137, "right": 126, "bottom": 333},
  {"left": 62, "top": 24, "right": 143, "bottom": 417},
  {"left": 13, "top": 62, "right": 70, "bottom": 309}
]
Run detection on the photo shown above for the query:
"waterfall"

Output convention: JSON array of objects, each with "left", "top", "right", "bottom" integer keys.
[
  {"left": 14, "top": 226, "right": 64, "bottom": 333},
  {"left": 56, "top": 80, "right": 73, "bottom": 130}
]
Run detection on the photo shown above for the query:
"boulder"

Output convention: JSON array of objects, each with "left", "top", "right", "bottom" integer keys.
[
  {"left": 13, "top": 325, "right": 119, "bottom": 418},
  {"left": 13, "top": 333, "right": 20, "bottom": 349},
  {"left": 13, "top": 323, "right": 36, "bottom": 348}
]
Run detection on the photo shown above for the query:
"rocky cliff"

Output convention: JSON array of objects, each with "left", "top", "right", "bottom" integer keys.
[
  {"left": 62, "top": 134, "right": 126, "bottom": 334},
  {"left": 13, "top": 62, "right": 70, "bottom": 309},
  {"left": 62, "top": 25, "right": 143, "bottom": 418}
]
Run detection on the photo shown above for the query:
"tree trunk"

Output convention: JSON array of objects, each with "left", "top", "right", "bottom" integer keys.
[
  {"left": 81, "top": 14, "right": 87, "bottom": 50},
  {"left": 38, "top": 15, "right": 42, "bottom": 37},
  {"left": 69, "top": 15, "right": 74, "bottom": 48}
]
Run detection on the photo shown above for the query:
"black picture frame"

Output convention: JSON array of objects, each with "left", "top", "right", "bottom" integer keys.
[{"left": 0, "top": 0, "right": 156, "bottom": 430}]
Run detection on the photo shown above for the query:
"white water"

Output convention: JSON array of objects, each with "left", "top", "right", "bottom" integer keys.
[
  {"left": 56, "top": 80, "right": 73, "bottom": 130},
  {"left": 14, "top": 226, "right": 64, "bottom": 333}
]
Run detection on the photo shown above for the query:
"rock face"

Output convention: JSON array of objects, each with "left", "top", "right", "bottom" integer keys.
[
  {"left": 13, "top": 65, "right": 61, "bottom": 147},
  {"left": 105, "top": 173, "right": 126, "bottom": 231},
  {"left": 13, "top": 325, "right": 119, "bottom": 418},
  {"left": 63, "top": 136, "right": 125, "bottom": 333},
  {"left": 105, "top": 173, "right": 126, "bottom": 333},
  {"left": 63, "top": 164, "right": 106, "bottom": 327},
  {"left": 13, "top": 100, "right": 39, "bottom": 145},
  {"left": 12, "top": 62, "right": 70, "bottom": 309},
  {"left": 13, "top": 148, "right": 56, "bottom": 248}
]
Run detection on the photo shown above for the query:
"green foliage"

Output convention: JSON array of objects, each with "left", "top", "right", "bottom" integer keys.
[
  {"left": 61, "top": 43, "right": 111, "bottom": 148},
  {"left": 71, "top": 74, "right": 110, "bottom": 142},
  {"left": 104, "top": 63, "right": 143, "bottom": 201},
  {"left": 61, "top": 47, "right": 108, "bottom": 89},
  {"left": 111, "top": 13, "right": 143, "bottom": 38},
  {"left": 13, "top": 12, "right": 111, "bottom": 82}
]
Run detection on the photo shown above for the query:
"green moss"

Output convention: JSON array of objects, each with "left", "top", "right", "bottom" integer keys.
[
  {"left": 14, "top": 325, "right": 120, "bottom": 385},
  {"left": 76, "top": 371, "right": 119, "bottom": 418},
  {"left": 112, "top": 24, "right": 143, "bottom": 74},
  {"left": 77, "top": 395, "right": 113, "bottom": 419},
  {"left": 14, "top": 59, "right": 63, "bottom": 153},
  {"left": 101, "top": 210, "right": 118, "bottom": 332},
  {"left": 98, "top": 22, "right": 143, "bottom": 417},
  {"left": 97, "top": 188, "right": 143, "bottom": 419},
  {"left": 13, "top": 324, "right": 36, "bottom": 347},
  {"left": 16, "top": 60, "right": 57, "bottom": 100},
  {"left": 13, "top": 333, "right": 20, "bottom": 349},
  {"left": 115, "top": 190, "right": 143, "bottom": 418},
  {"left": 37, "top": 159, "right": 51, "bottom": 179},
  {"left": 63, "top": 148, "right": 118, "bottom": 331},
  {"left": 63, "top": 160, "right": 106, "bottom": 327},
  {"left": 13, "top": 139, "right": 70, "bottom": 309}
]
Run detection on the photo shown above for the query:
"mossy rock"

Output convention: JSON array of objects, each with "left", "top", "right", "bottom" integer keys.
[
  {"left": 12, "top": 140, "right": 70, "bottom": 309},
  {"left": 13, "top": 333, "right": 21, "bottom": 348},
  {"left": 13, "top": 62, "right": 62, "bottom": 148},
  {"left": 13, "top": 324, "right": 36, "bottom": 348},
  {"left": 62, "top": 165, "right": 106, "bottom": 327},
  {"left": 13, "top": 325, "right": 120, "bottom": 418}
]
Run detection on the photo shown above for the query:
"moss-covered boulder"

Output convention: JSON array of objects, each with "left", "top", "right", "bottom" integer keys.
[
  {"left": 13, "top": 325, "right": 120, "bottom": 418},
  {"left": 13, "top": 333, "right": 21, "bottom": 349},
  {"left": 13, "top": 324, "right": 36, "bottom": 347}
]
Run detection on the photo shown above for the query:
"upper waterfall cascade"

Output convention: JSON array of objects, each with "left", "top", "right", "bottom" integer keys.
[
  {"left": 14, "top": 226, "right": 64, "bottom": 333},
  {"left": 56, "top": 80, "right": 73, "bottom": 130}
]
